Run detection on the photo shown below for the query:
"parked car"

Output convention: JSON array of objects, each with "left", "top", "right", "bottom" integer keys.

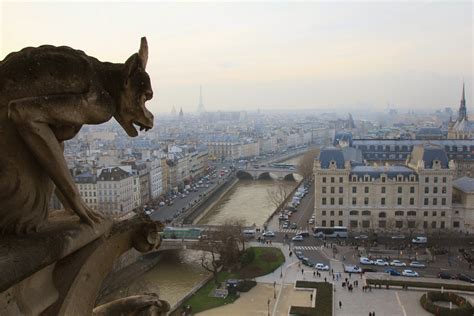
[
  {"left": 290, "top": 223, "right": 298, "bottom": 229},
  {"left": 409, "top": 261, "right": 426, "bottom": 268},
  {"left": 282, "top": 222, "right": 290, "bottom": 229},
  {"left": 389, "top": 260, "right": 406, "bottom": 267},
  {"left": 438, "top": 272, "right": 455, "bottom": 280},
  {"left": 292, "top": 235, "right": 304, "bottom": 242},
  {"left": 299, "top": 231, "right": 310, "bottom": 237},
  {"left": 391, "top": 235, "right": 405, "bottom": 240},
  {"left": 412, "top": 236, "right": 428, "bottom": 244},
  {"left": 344, "top": 265, "right": 362, "bottom": 273},
  {"left": 295, "top": 250, "right": 304, "bottom": 260},
  {"left": 308, "top": 218, "right": 315, "bottom": 224},
  {"left": 354, "top": 235, "right": 368, "bottom": 240},
  {"left": 457, "top": 273, "right": 474, "bottom": 283},
  {"left": 314, "top": 263, "right": 330, "bottom": 271},
  {"left": 359, "top": 257, "right": 374, "bottom": 265},
  {"left": 302, "top": 258, "right": 314, "bottom": 267},
  {"left": 374, "top": 259, "right": 389, "bottom": 266},
  {"left": 402, "top": 269, "right": 419, "bottom": 277},
  {"left": 262, "top": 231, "right": 275, "bottom": 237},
  {"left": 385, "top": 268, "right": 401, "bottom": 276},
  {"left": 362, "top": 267, "right": 378, "bottom": 273}
]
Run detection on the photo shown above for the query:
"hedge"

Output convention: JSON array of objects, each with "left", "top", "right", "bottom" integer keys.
[
  {"left": 289, "top": 281, "right": 333, "bottom": 316},
  {"left": 366, "top": 279, "right": 474, "bottom": 292},
  {"left": 236, "top": 280, "right": 256, "bottom": 292},
  {"left": 420, "top": 291, "right": 473, "bottom": 316}
]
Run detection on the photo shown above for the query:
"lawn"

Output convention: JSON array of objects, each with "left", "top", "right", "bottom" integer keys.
[
  {"left": 289, "top": 281, "right": 333, "bottom": 316},
  {"left": 171, "top": 246, "right": 285, "bottom": 315}
]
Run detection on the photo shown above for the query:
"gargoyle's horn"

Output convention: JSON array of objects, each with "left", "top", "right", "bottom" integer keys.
[{"left": 139, "top": 37, "right": 148, "bottom": 69}]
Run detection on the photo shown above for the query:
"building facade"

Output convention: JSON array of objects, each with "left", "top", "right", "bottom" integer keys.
[{"left": 97, "top": 167, "right": 134, "bottom": 216}]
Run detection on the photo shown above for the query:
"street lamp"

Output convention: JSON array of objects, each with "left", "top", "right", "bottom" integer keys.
[
  {"left": 273, "top": 281, "right": 276, "bottom": 298},
  {"left": 267, "top": 298, "right": 271, "bottom": 316}
]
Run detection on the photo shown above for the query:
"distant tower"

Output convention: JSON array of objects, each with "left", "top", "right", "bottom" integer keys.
[
  {"left": 458, "top": 82, "right": 467, "bottom": 121},
  {"left": 197, "top": 85, "right": 206, "bottom": 113},
  {"left": 171, "top": 106, "right": 176, "bottom": 116},
  {"left": 179, "top": 107, "right": 184, "bottom": 120}
]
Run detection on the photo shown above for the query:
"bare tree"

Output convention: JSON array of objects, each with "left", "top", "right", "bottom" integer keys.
[
  {"left": 297, "top": 148, "right": 320, "bottom": 180},
  {"left": 200, "top": 219, "right": 247, "bottom": 285},
  {"left": 267, "top": 182, "right": 292, "bottom": 211}
]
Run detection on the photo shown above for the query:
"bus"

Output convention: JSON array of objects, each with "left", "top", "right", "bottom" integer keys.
[{"left": 313, "top": 226, "right": 348, "bottom": 238}]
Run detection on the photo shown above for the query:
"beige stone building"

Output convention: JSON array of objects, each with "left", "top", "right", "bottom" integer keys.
[
  {"left": 452, "top": 177, "right": 474, "bottom": 232},
  {"left": 313, "top": 145, "right": 469, "bottom": 233}
]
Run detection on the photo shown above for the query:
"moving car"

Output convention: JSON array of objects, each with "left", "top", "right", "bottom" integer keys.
[
  {"left": 412, "top": 236, "right": 428, "bottom": 244},
  {"left": 290, "top": 223, "right": 298, "bottom": 229},
  {"left": 359, "top": 257, "right": 374, "bottom": 265},
  {"left": 262, "top": 231, "right": 275, "bottom": 237},
  {"left": 391, "top": 235, "right": 405, "bottom": 240},
  {"left": 409, "top": 261, "right": 426, "bottom": 268},
  {"left": 402, "top": 269, "right": 419, "bottom": 277},
  {"left": 282, "top": 222, "right": 290, "bottom": 229},
  {"left": 385, "top": 268, "right": 401, "bottom": 276},
  {"left": 389, "top": 260, "right": 406, "bottom": 267},
  {"left": 457, "top": 273, "right": 474, "bottom": 283},
  {"left": 295, "top": 250, "right": 304, "bottom": 260},
  {"left": 374, "top": 259, "right": 389, "bottom": 266},
  {"left": 299, "top": 231, "right": 310, "bottom": 237},
  {"left": 314, "top": 263, "right": 329, "bottom": 271},
  {"left": 344, "top": 265, "right": 362, "bottom": 273},
  {"left": 302, "top": 258, "right": 314, "bottom": 267},
  {"left": 438, "top": 272, "right": 455, "bottom": 280},
  {"left": 292, "top": 235, "right": 304, "bottom": 241}
]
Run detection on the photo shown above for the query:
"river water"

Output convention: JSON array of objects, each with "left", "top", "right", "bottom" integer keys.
[{"left": 108, "top": 155, "right": 304, "bottom": 308}]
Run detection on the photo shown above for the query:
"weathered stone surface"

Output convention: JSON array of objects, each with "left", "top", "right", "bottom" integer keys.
[{"left": 0, "top": 37, "right": 153, "bottom": 234}]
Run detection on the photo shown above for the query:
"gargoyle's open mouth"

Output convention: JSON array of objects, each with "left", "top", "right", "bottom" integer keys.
[{"left": 133, "top": 120, "right": 152, "bottom": 132}]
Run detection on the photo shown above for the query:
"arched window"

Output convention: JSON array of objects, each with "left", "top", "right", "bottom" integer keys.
[
  {"left": 362, "top": 210, "right": 371, "bottom": 216},
  {"left": 395, "top": 211, "right": 404, "bottom": 216},
  {"left": 349, "top": 210, "right": 359, "bottom": 216},
  {"left": 407, "top": 211, "right": 416, "bottom": 216},
  {"left": 379, "top": 212, "right": 386, "bottom": 218}
]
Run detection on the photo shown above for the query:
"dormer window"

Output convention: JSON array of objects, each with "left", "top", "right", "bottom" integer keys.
[
  {"left": 364, "top": 175, "right": 369, "bottom": 182},
  {"left": 352, "top": 176, "right": 357, "bottom": 182}
]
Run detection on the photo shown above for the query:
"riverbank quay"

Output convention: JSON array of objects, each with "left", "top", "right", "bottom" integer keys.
[{"left": 170, "top": 246, "right": 285, "bottom": 315}]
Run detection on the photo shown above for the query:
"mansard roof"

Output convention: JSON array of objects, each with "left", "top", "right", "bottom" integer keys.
[{"left": 318, "top": 147, "right": 345, "bottom": 169}]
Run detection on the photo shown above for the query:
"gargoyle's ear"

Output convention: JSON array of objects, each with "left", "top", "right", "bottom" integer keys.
[
  {"left": 138, "top": 37, "right": 148, "bottom": 69},
  {"left": 123, "top": 54, "right": 140, "bottom": 83}
]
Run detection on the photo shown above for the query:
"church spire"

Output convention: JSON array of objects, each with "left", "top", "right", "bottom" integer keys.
[
  {"left": 458, "top": 82, "right": 467, "bottom": 121},
  {"left": 197, "top": 85, "right": 205, "bottom": 113}
]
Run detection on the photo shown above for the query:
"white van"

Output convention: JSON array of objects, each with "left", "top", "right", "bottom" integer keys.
[
  {"left": 411, "top": 236, "right": 427, "bottom": 244},
  {"left": 242, "top": 229, "right": 256, "bottom": 237}
]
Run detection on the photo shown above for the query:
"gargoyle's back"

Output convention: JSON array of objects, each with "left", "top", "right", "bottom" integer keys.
[{"left": 0, "top": 45, "right": 101, "bottom": 104}]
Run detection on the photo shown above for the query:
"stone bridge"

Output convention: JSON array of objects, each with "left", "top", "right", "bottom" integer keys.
[
  {"left": 236, "top": 167, "right": 300, "bottom": 181},
  {"left": 157, "top": 239, "right": 211, "bottom": 252}
]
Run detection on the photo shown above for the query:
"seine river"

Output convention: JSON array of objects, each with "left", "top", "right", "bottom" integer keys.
[{"left": 106, "top": 155, "right": 303, "bottom": 308}]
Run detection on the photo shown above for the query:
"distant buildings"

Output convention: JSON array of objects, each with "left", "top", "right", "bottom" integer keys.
[{"left": 448, "top": 83, "right": 474, "bottom": 139}]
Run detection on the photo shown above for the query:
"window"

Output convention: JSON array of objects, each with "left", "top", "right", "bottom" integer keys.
[
  {"left": 330, "top": 220, "right": 335, "bottom": 226},
  {"left": 352, "top": 197, "right": 357, "bottom": 205},
  {"left": 339, "top": 177, "right": 343, "bottom": 183},
  {"left": 397, "top": 197, "right": 402, "bottom": 205},
  {"left": 441, "top": 211, "right": 445, "bottom": 217},
  {"left": 362, "top": 220, "right": 370, "bottom": 228},
  {"left": 442, "top": 187, "right": 447, "bottom": 194},
  {"left": 330, "top": 198, "right": 335, "bottom": 205},
  {"left": 453, "top": 221, "right": 460, "bottom": 228},
  {"left": 442, "top": 198, "right": 446, "bottom": 206},
  {"left": 322, "top": 210, "right": 327, "bottom": 216},
  {"left": 322, "top": 220, "right": 326, "bottom": 227},
  {"left": 322, "top": 187, "right": 326, "bottom": 193},
  {"left": 364, "top": 187, "right": 369, "bottom": 194},
  {"left": 433, "top": 211, "right": 437, "bottom": 216},
  {"left": 433, "top": 187, "right": 438, "bottom": 194},
  {"left": 331, "top": 177, "right": 335, "bottom": 183},
  {"left": 381, "top": 177, "right": 386, "bottom": 183},
  {"left": 424, "top": 211, "right": 428, "bottom": 216},
  {"left": 424, "top": 198, "right": 429, "bottom": 206},
  {"left": 407, "top": 211, "right": 416, "bottom": 216},
  {"left": 410, "top": 197, "right": 414, "bottom": 205},
  {"left": 425, "top": 177, "right": 429, "bottom": 183},
  {"left": 407, "top": 221, "right": 416, "bottom": 228},
  {"left": 398, "top": 187, "right": 402, "bottom": 194},
  {"left": 362, "top": 210, "right": 371, "bottom": 216},
  {"left": 410, "top": 186, "right": 415, "bottom": 194},
  {"left": 339, "top": 197, "right": 343, "bottom": 205},
  {"left": 423, "top": 221, "right": 428, "bottom": 228},
  {"left": 339, "top": 210, "right": 343, "bottom": 216},
  {"left": 379, "top": 212, "right": 386, "bottom": 218},
  {"left": 379, "top": 220, "right": 386, "bottom": 228},
  {"left": 330, "top": 211, "right": 335, "bottom": 216},
  {"left": 433, "top": 198, "right": 437, "bottom": 206},
  {"left": 364, "top": 197, "right": 369, "bottom": 205},
  {"left": 381, "top": 198, "right": 386, "bottom": 205},
  {"left": 338, "top": 220, "right": 343, "bottom": 226},
  {"left": 431, "top": 221, "right": 436, "bottom": 229},
  {"left": 322, "top": 177, "right": 326, "bottom": 183},
  {"left": 339, "top": 187, "right": 343, "bottom": 193},
  {"left": 395, "top": 211, "right": 404, "bottom": 216},
  {"left": 442, "top": 177, "right": 447, "bottom": 183},
  {"left": 350, "top": 210, "right": 358, "bottom": 216},
  {"left": 396, "top": 221, "right": 403, "bottom": 228},
  {"left": 322, "top": 198, "right": 326, "bottom": 205},
  {"left": 350, "top": 220, "right": 358, "bottom": 228},
  {"left": 381, "top": 187, "right": 386, "bottom": 194},
  {"left": 352, "top": 187, "right": 357, "bottom": 193},
  {"left": 434, "top": 177, "right": 438, "bottom": 183},
  {"left": 331, "top": 187, "right": 335, "bottom": 194},
  {"left": 424, "top": 187, "right": 429, "bottom": 194}
]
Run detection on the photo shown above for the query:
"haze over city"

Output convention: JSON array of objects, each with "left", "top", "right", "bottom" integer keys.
[{"left": 1, "top": 1, "right": 472, "bottom": 114}]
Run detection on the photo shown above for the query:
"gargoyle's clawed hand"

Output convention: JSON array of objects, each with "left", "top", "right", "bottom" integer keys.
[{"left": 76, "top": 202, "right": 104, "bottom": 226}]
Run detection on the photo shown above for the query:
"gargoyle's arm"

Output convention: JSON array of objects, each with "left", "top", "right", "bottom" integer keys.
[{"left": 8, "top": 90, "right": 114, "bottom": 225}]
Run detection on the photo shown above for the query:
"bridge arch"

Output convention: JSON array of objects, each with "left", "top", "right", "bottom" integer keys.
[
  {"left": 236, "top": 170, "right": 253, "bottom": 180},
  {"left": 283, "top": 173, "right": 297, "bottom": 181}
]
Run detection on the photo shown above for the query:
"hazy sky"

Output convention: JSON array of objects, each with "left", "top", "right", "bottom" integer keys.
[{"left": 1, "top": 1, "right": 472, "bottom": 114}]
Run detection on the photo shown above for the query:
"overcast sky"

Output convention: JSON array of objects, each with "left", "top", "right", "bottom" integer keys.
[{"left": 1, "top": 1, "right": 472, "bottom": 114}]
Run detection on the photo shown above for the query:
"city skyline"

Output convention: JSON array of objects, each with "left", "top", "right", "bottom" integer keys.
[{"left": 1, "top": 1, "right": 472, "bottom": 113}]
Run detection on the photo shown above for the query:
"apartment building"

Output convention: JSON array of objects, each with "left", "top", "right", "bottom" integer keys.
[{"left": 97, "top": 167, "right": 134, "bottom": 216}]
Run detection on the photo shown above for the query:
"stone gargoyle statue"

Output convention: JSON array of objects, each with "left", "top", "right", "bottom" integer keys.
[{"left": 0, "top": 37, "right": 154, "bottom": 234}]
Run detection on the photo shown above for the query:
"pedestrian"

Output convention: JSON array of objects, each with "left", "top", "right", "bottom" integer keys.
[
  {"left": 324, "top": 277, "right": 327, "bottom": 282},
  {"left": 289, "top": 251, "right": 292, "bottom": 257},
  {"left": 313, "top": 271, "right": 316, "bottom": 278},
  {"left": 301, "top": 268, "right": 304, "bottom": 275},
  {"left": 310, "top": 293, "right": 313, "bottom": 301},
  {"left": 298, "top": 262, "right": 301, "bottom": 268},
  {"left": 339, "top": 301, "right": 342, "bottom": 309},
  {"left": 372, "top": 312, "right": 375, "bottom": 316},
  {"left": 332, "top": 274, "right": 335, "bottom": 281},
  {"left": 349, "top": 272, "right": 352, "bottom": 279},
  {"left": 331, "top": 268, "right": 334, "bottom": 275}
]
